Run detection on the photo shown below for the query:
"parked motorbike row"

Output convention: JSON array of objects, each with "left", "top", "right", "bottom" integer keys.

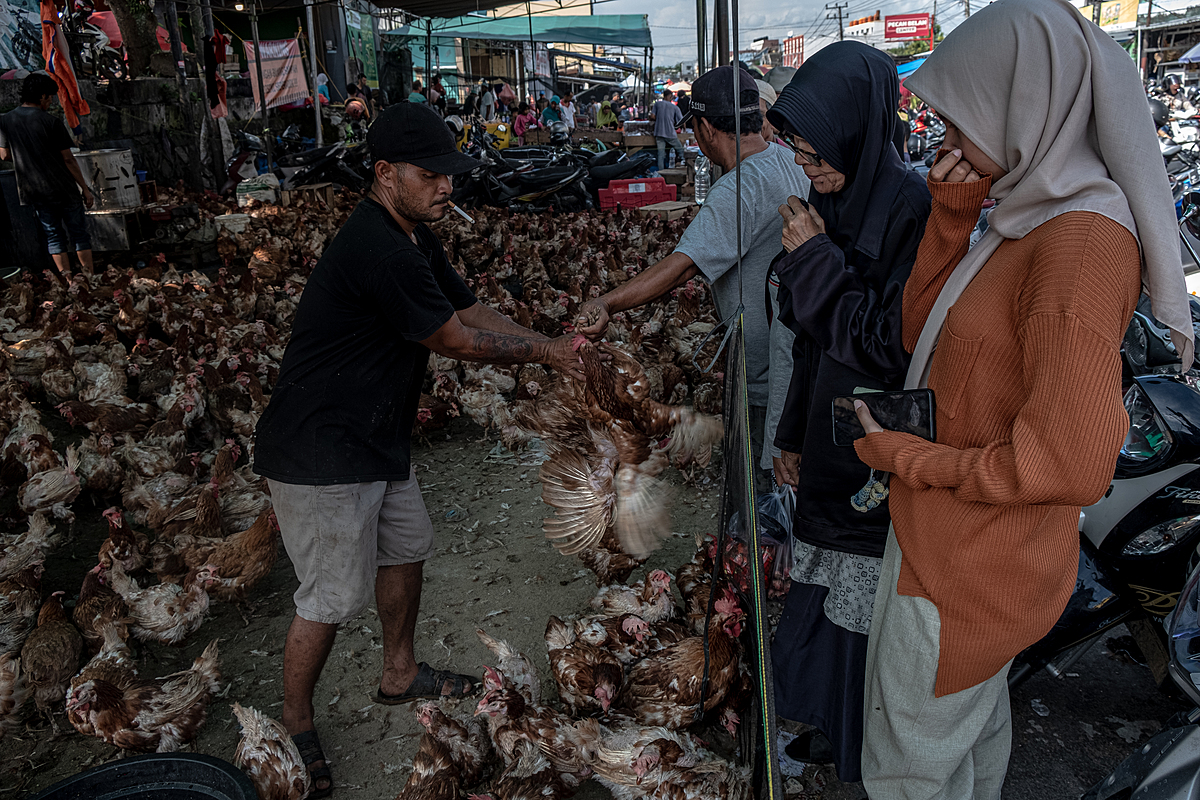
[
  {"left": 218, "top": 116, "right": 657, "bottom": 212},
  {"left": 447, "top": 118, "right": 657, "bottom": 212}
]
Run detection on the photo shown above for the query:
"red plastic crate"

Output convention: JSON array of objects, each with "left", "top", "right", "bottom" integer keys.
[
  {"left": 598, "top": 183, "right": 678, "bottom": 209},
  {"left": 608, "top": 177, "right": 667, "bottom": 193}
]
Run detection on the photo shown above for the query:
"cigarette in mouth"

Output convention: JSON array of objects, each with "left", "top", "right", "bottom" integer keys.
[{"left": 448, "top": 200, "right": 474, "bottom": 223}]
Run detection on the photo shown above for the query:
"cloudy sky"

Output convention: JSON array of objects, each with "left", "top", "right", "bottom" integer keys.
[{"left": 596, "top": 0, "right": 970, "bottom": 67}]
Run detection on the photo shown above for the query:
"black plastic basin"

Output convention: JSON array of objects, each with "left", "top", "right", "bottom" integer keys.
[{"left": 28, "top": 753, "right": 257, "bottom": 800}]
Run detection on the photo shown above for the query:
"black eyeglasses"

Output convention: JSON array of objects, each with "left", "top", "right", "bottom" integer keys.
[{"left": 781, "top": 133, "right": 823, "bottom": 167}]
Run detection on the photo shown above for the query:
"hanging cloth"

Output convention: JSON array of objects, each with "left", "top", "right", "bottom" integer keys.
[{"left": 40, "top": 0, "right": 89, "bottom": 132}]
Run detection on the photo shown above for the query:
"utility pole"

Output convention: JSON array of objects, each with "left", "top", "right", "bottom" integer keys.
[
  {"left": 826, "top": 2, "right": 848, "bottom": 41},
  {"left": 963, "top": 0, "right": 970, "bottom": 16}
]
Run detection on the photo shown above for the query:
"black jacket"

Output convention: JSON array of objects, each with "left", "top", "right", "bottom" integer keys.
[{"left": 773, "top": 170, "right": 931, "bottom": 558}]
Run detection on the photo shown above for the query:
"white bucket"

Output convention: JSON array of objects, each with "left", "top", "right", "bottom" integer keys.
[{"left": 75, "top": 149, "right": 140, "bottom": 210}]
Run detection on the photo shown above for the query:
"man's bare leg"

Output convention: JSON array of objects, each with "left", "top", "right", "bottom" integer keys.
[
  {"left": 50, "top": 252, "right": 71, "bottom": 276},
  {"left": 281, "top": 614, "right": 336, "bottom": 792},
  {"left": 377, "top": 561, "right": 424, "bottom": 695},
  {"left": 76, "top": 249, "right": 94, "bottom": 277}
]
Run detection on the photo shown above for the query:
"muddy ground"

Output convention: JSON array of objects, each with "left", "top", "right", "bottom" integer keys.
[{"left": 0, "top": 415, "right": 1185, "bottom": 800}]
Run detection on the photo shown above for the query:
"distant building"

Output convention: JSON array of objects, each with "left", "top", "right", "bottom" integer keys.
[
  {"left": 846, "top": 10, "right": 885, "bottom": 49},
  {"left": 732, "top": 36, "right": 781, "bottom": 70},
  {"left": 782, "top": 34, "right": 804, "bottom": 67}
]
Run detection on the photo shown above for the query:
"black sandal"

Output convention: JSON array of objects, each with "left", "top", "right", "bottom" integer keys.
[
  {"left": 373, "top": 661, "right": 477, "bottom": 704},
  {"left": 292, "top": 729, "right": 333, "bottom": 798}
]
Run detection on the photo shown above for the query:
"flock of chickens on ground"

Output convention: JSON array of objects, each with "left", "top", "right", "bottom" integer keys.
[{"left": 0, "top": 186, "right": 781, "bottom": 799}]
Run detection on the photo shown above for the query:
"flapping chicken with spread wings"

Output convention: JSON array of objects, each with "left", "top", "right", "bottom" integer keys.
[{"left": 510, "top": 337, "right": 721, "bottom": 561}]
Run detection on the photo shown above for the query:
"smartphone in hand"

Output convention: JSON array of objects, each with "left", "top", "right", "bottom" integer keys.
[{"left": 831, "top": 389, "right": 936, "bottom": 447}]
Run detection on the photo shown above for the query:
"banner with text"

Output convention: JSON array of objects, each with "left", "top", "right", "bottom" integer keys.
[
  {"left": 885, "top": 13, "right": 931, "bottom": 40},
  {"left": 244, "top": 38, "right": 310, "bottom": 112}
]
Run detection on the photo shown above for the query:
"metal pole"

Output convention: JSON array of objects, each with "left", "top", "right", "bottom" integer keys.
[
  {"left": 648, "top": 46, "right": 653, "bottom": 116},
  {"left": 697, "top": 0, "right": 706, "bottom": 74},
  {"left": 250, "top": 5, "right": 274, "bottom": 170},
  {"left": 425, "top": 17, "right": 432, "bottom": 95},
  {"left": 714, "top": 0, "right": 728, "bottom": 66},
  {"left": 305, "top": 0, "right": 322, "bottom": 146}
]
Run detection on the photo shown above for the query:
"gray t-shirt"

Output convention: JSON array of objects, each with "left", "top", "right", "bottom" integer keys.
[
  {"left": 652, "top": 100, "right": 682, "bottom": 139},
  {"left": 674, "top": 142, "right": 811, "bottom": 416}
]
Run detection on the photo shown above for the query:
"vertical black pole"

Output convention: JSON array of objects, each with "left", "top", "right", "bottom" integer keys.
[{"left": 250, "top": 5, "right": 273, "bottom": 170}]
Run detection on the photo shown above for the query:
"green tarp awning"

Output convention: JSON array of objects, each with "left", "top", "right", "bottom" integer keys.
[{"left": 383, "top": 14, "right": 652, "bottom": 50}]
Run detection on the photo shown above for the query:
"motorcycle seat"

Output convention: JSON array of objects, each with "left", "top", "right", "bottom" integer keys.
[{"left": 278, "top": 146, "right": 336, "bottom": 168}]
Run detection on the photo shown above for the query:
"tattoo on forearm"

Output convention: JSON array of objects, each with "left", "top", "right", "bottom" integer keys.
[{"left": 470, "top": 329, "right": 537, "bottom": 363}]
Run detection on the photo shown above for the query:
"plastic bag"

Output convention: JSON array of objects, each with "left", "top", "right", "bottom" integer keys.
[{"left": 757, "top": 485, "right": 795, "bottom": 598}]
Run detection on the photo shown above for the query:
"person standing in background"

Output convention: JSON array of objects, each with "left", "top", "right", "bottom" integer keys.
[
  {"left": 0, "top": 72, "right": 95, "bottom": 277},
  {"left": 407, "top": 80, "right": 426, "bottom": 104},
  {"left": 481, "top": 83, "right": 497, "bottom": 121},
  {"left": 577, "top": 66, "right": 810, "bottom": 481},
  {"left": 650, "top": 88, "right": 684, "bottom": 170},
  {"left": 513, "top": 102, "right": 540, "bottom": 145},
  {"left": 358, "top": 74, "right": 377, "bottom": 112},
  {"left": 540, "top": 95, "right": 562, "bottom": 125},
  {"left": 560, "top": 91, "right": 577, "bottom": 131},
  {"left": 676, "top": 89, "right": 691, "bottom": 120},
  {"left": 756, "top": 80, "right": 782, "bottom": 144}
]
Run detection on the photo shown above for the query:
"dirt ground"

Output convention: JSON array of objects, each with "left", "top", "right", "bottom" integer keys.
[
  {"left": 0, "top": 417, "right": 1185, "bottom": 800},
  {"left": 0, "top": 416, "right": 722, "bottom": 799}
]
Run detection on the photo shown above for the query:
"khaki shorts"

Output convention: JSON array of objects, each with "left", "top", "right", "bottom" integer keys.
[{"left": 269, "top": 478, "right": 435, "bottom": 624}]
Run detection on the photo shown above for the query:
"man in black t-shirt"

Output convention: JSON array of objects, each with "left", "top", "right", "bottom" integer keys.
[
  {"left": 0, "top": 73, "right": 95, "bottom": 276},
  {"left": 253, "top": 101, "right": 582, "bottom": 797}
]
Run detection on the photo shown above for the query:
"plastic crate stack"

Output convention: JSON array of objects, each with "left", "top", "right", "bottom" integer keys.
[{"left": 598, "top": 177, "right": 678, "bottom": 209}]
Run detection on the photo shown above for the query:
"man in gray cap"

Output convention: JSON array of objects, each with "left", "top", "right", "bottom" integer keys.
[
  {"left": 576, "top": 65, "right": 810, "bottom": 481},
  {"left": 254, "top": 101, "right": 582, "bottom": 797}
]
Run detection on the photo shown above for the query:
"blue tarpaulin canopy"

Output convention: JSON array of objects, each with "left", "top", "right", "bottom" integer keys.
[
  {"left": 1181, "top": 41, "right": 1200, "bottom": 63},
  {"left": 383, "top": 14, "right": 653, "bottom": 50}
]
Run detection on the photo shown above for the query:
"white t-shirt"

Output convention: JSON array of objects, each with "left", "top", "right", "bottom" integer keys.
[
  {"left": 481, "top": 90, "right": 496, "bottom": 120},
  {"left": 560, "top": 100, "right": 576, "bottom": 128}
]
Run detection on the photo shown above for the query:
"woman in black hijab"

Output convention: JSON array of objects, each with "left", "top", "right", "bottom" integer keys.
[{"left": 765, "top": 41, "right": 931, "bottom": 781}]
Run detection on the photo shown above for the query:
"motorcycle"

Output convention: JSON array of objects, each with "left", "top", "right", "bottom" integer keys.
[
  {"left": 450, "top": 122, "right": 593, "bottom": 212},
  {"left": 1008, "top": 193, "right": 1200, "bottom": 692},
  {"left": 277, "top": 142, "right": 370, "bottom": 193},
  {"left": 1080, "top": 557, "right": 1200, "bottom": 799}
]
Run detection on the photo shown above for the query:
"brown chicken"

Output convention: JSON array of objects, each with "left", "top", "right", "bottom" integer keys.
[
  {"left": 415, "top": 701, "right": 490, "bottom": 788},
  {"left": 475, "top": 628, "right": 540, "bottom": 707},
  {"left": 17, "top": 445, "right": 81, "bottom": 523},
  {"left": 574, "top": 718, "right": 709, "bottom": 799},
  {"left": 528, "top": 340, "right": 721, "bottom": 560},
  {"left": 474, "top": 667, "right": 591, "bottom": 784},
  {"left": 395, "top": 734, "right": 460, "bottom": 800},
  {"left": 544, "top": 615, "right": 622, "bottom": 717},
  {"left": 65, "top": 639, "right": 220, "bottom": 752},
  {"left": 97, "top": 507, "right": 151, "bottom": 575},
  {"left": 58, "top": 400, "right": 156, "bottom": 435},
  {"left": 232, "top": 702, "right": 312, "bottom": 800},
  {"left": 589, "top": 569, "right": 675, "bottom": 624},
  {"left": 572, "top": 614, "right": 688, "bottom": 666},
  {"left": 107, "top": 561, "right": 218, "bottom": 645},
  {"left": 0, "top": 564, "right": 43, "bottom": 655},
  {"left": 20, "top": 592, "right": 83, "bottom": 727},
  {"left": 615, "top": 588, "right": 744, "bottom": 730},
  {"left": 0, "top": 653, "right": 29, "bottom": 739},
  {"left": 76, "top": 433, "right": 124, "bottom": 495},
  {"left": 151, "top": 509, "right": 276, "bottom": 603},
  {"left": 0, "top": 512, "right": 56, "bottom": 582},
  {"left": 469, "top": 749, "right": 583, "bottom": 800},
  {"left": 74, "top": 566, "right": 129, "bottom": 656}
]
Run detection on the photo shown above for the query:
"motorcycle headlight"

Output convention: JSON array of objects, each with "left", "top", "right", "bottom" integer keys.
[
  {"left": 1122, "top": 514, "right": 1200, "bottom": 556},
  {"left": 1116, "top": 383, "right": 1174, "bottom": 475}
]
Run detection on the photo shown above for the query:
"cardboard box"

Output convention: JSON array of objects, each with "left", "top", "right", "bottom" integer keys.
[
  {"left": 281, "top": 182, "right": 336, "bottom": 208},
  {"left": 637, "top": 201, "right": 693, "bottom": 221},
  {"left": 657, "top": 168, "right": 688, "bottom": 186}
]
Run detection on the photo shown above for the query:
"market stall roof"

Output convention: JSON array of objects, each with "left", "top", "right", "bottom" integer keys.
[
  {"left": 384, "top": 14, "right": 653, "bottom": 49},
  {"left": 372, "top": 0, "right": 531, "bottom": 16},
  {"left": 1181, "top": 40, "right": 1200, "bottom": 63}
]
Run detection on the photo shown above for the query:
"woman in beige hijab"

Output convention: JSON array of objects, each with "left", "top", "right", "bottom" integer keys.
[{"left": 850, "top": 0, "right": 1193, "bottom": 796}]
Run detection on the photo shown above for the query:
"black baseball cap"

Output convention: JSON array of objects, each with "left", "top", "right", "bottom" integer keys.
[
  {"left": 367, "top": 101, "right": 479, "bottom": 175},
  {"left": 679, "top": 65, "right": 760, "bottom": 128}
]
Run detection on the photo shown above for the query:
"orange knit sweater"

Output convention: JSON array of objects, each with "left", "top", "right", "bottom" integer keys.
[{"left": 855, "top": 177, "right": 1141, "bottom": 696}]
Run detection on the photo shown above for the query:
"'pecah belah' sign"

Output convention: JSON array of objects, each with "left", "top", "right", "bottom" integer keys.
[{"left": 885, "top": 13, "right": 931, "bottom": 40}]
